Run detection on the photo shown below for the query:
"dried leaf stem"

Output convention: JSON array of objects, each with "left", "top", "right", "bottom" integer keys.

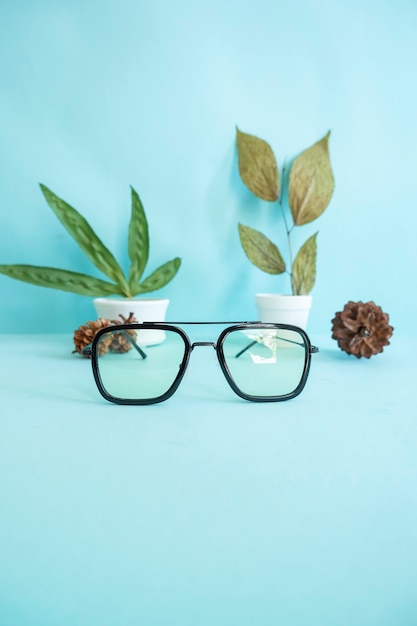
[{"left": 276, "top": 162, "right": 296, "bottom": 293}]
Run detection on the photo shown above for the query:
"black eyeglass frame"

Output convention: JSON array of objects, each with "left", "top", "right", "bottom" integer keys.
[{"left": 89, "top": 321, "right": 318, "bottom": 405}]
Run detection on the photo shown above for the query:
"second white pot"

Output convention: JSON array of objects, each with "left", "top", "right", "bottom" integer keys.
[{"left": 255, "top": 294, "right": 313, "bottom": 330}]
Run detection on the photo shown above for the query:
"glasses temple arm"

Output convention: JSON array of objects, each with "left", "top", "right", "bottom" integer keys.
[
  {"left": 235, "top": 339, "right": 258, "bottom": 358},
  {"left": 120, "top": 330, "right": 147, "bottom": 359},
  {"left": 81, "top": 331, "right": 148, "bottom": 359},
  {"left": 235, "top": 336, "right": 319, "bottom": 358}
]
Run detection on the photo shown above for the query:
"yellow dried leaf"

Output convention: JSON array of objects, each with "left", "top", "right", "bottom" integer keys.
[
  {"left": 236, "top": 128, "right": 279, "bottom": 202},
  {"left": 289, "top": 132, "right": 334, "bottom": 225},
  {"left": 238, "top": 224, "right": 285, "bottom": 274},
  {"left": 291, "top": 233, "right": 318, "bottom": 295}
]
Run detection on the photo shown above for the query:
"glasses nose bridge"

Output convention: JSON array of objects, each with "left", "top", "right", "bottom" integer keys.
[{"left": 191, "top": 341, "right": 217, "bottom": 351}]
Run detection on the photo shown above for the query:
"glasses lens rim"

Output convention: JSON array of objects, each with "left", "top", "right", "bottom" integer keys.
[
  {"left": 217, "top": 323, "right": 312, "bottom": 402},
  {"left": 91, "top": 324, "right": 191, "bottom": 404},
  {"left": 89, "top": 322, "right": 313, "bottom": 404}
]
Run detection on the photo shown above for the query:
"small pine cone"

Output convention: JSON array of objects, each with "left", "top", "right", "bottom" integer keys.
[
  {"left": 331, "top": 301, "right": 394, "bottom": 358},
  {"left": 110, "top": 312, "right": 137, "bottom": 326},
  {"left": 109, "top": 312, "right": 138, "bottom": 353},
  {"left": 73, "top": 318, "right": 113, "bottom": 357}
]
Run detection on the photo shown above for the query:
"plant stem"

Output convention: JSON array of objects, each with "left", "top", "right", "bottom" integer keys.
[{"left": 278, "top": 163, "right": 294, "bottom": 294}]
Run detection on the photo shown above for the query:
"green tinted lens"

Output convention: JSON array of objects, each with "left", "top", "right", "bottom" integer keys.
[
  {"left": 221, "top": 327, "right": 307, "bottom": 398},
  {"left": 95, "top": 328, "right": 187, "bottom": 401}
]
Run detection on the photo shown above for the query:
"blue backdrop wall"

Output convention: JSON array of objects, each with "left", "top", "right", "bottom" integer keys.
[{"left": 0, "top": 0, "right": 416, "bottom": 334}]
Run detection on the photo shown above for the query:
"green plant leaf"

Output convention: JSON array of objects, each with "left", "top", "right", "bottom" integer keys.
[
  {"left": 40, "top": 184, "right": 130, "bottom": 295},
  {"left": 132, "top": 257, "right": 181, "bottom": 295},
  {"left": 288, "top": 131, "right": 335, "bottom": 226},
  {"left": 128, "top": 186, "right": 149, "bottom": 291},
  {"left": 238, "top": 223, "right": 286, "bottom": 274},
  {"left": 291, "top": 233, "right": 318, "bottom": 295},
  {"left": 0, "top": 265, "right": 122, "bottom": 296},
  {"left": 236, "top": 128, "right": 279, "bottom": 202}
]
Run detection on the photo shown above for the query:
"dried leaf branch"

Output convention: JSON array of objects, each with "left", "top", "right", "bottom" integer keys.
[{"left": 236, "top": 128, "right": 334, "bottom": 295}]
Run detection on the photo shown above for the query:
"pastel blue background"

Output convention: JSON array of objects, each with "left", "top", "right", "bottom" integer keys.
[
  {"left": 1, "top": 4, "right": 417, "bottom": 626},
  {"left": 1, "top": 0, "right": 416, "bottom": 334}
]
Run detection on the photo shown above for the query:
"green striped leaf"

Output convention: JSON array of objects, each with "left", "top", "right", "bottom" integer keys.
[
  {"left": 0, "top": 265, "right": 122, "bottom": 296},
  {"left": 128, "top": 186, "right": 149, "bottom": 291},
  {"left": 40, "top": 184, "right": 129, "bottom": 295},
  {"left": 133, "top": 258, "right": 181, "bottom": 295}
]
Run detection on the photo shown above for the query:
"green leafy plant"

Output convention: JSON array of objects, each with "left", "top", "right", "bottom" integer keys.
[
  {"left": 236, "top": 128, "right": 335, "bottom": 295},
  {"left": 0, "top": 184, "right": 181, "bottom": 297}
]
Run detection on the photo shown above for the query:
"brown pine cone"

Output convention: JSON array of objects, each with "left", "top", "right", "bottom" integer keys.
[
  {"left": 109, "top": 312, "right": 138, "bottom": 353},
  {"left": 331, "top": 301, "right": 393, "bottom": 358},
  {"left": 73, "top": 318, "right": 113, "bottom": 357}
]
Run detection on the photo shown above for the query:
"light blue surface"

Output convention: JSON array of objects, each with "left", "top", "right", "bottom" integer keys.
[
  {"left": 1, "top": 0, "right": 417, "bottom": 333},
  {"left": 0, "top": 333, "right": 416, "bottom": 625}
]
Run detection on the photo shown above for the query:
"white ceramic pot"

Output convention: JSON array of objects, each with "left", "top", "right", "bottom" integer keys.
[
  {"left": 255, "top": 294, "right": 313, "bottom": 330},
  {"left": 93, "top": 297, "right": 170, "bottom": 345}
]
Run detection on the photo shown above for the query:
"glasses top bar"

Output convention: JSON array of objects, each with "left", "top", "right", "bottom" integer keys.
[
  {"left": 139, "top": 321, "right": 262, "bottom": 325},
  {"left": 107, "top": 321, "right": 319, "bottom": 354}
]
